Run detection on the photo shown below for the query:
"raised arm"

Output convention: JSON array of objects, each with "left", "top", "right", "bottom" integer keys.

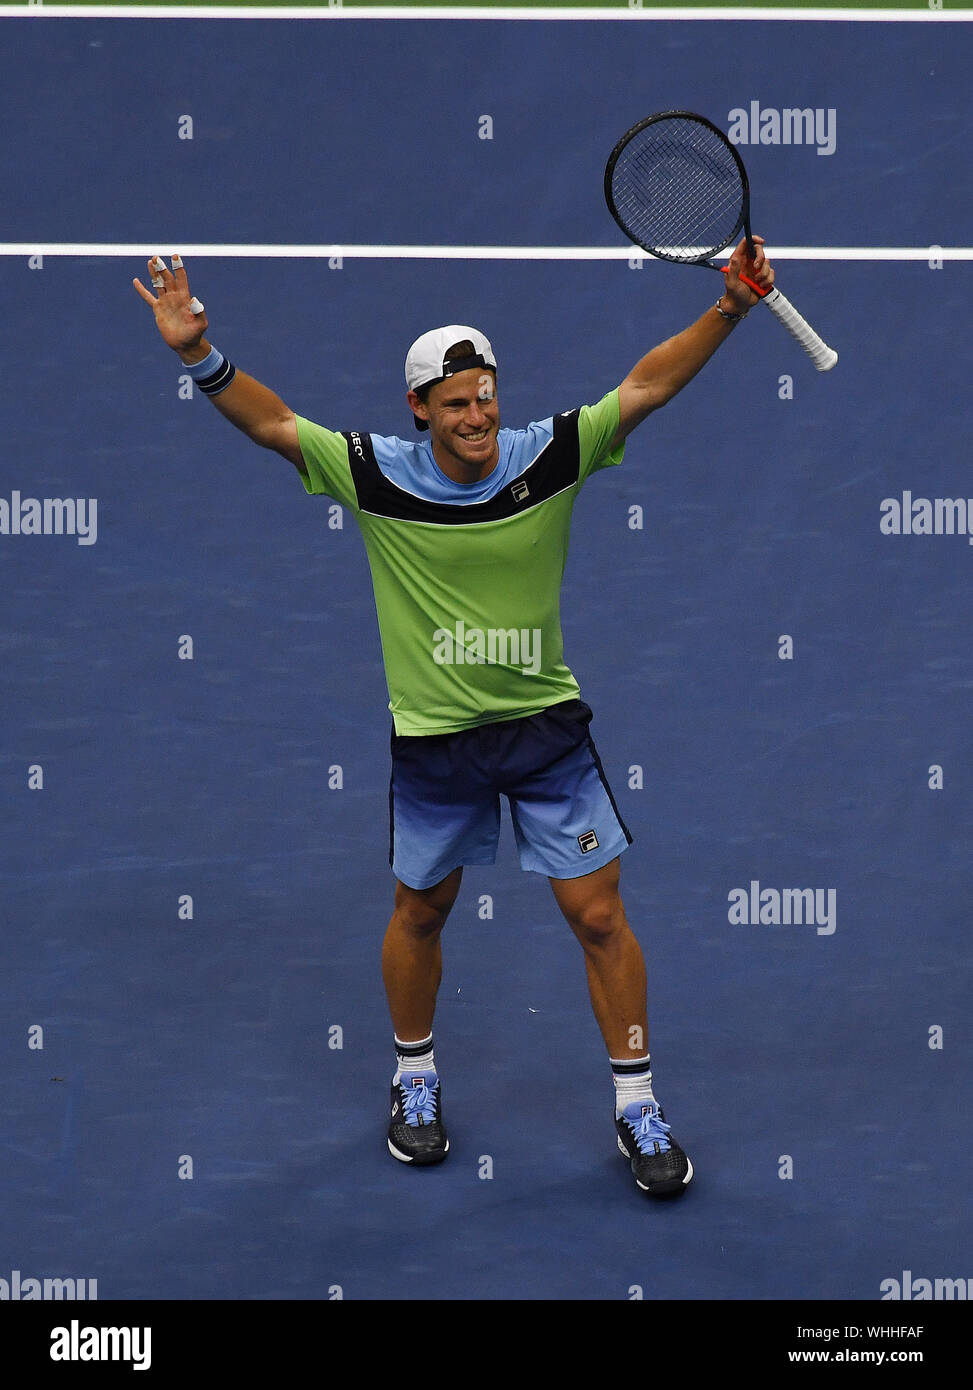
[
  {"left": 611, "top": 236, "right": 775, "bottom": 447},
  {"left": 133, "top": 255, "right": 307, "bottom": 475}
]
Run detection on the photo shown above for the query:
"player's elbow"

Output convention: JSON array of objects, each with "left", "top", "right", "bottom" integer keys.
[
  {"left": 617, "top": 379, "right": 667, "bottom": 437},
  {"left": 253, "top": 409, "right": 300, "bottom": 457}
]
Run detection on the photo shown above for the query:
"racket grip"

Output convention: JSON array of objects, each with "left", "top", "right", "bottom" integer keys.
[{"left": 761, "top": 286, "right": 838, "bottom": 372}]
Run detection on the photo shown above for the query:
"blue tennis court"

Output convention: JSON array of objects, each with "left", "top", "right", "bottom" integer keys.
[{"left": 1, "top": 9, "right": 971, "bottom": 1307}]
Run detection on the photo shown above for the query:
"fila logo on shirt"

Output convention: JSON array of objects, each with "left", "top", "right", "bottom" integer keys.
[
  {"left": 510, "top": 480, "right": 529, "bottom": 503},
  {"left": 578, "top": 830, "right": 599, "bottom": 854}
]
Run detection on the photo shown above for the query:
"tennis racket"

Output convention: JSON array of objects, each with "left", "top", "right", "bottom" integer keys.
[{"left": 604, "top": 110, "right": 837, "bottom": 372}]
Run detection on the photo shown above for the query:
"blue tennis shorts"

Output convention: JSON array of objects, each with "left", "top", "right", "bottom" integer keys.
[{"left": 389, "top": 698, "right": 632, "bottom": 890}]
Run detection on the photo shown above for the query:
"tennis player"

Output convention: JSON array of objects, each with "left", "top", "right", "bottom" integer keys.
[{"left": 135, "top": 239, "right": 773, "bottom": 1199}]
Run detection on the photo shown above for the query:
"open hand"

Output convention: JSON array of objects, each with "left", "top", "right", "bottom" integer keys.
[{"left": 133, "top": 255, "right": 209, "bottom": 354}]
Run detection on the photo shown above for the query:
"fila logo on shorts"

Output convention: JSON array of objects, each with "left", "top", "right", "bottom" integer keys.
[{"left": 578, "top": 829, "right": 599, "bottom": 854}]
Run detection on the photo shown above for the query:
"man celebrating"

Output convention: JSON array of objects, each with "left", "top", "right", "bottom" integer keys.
[{"left": 135, "top": 240, "right": 773, "bottom": 1198}]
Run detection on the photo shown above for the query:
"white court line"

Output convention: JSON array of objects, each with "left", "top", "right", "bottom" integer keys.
[
  {"left": 1, "top": 243, "right": 971, "bottom": 260},
  {"left": 1, "top": 6, "right": 971, "bottom": 22}
]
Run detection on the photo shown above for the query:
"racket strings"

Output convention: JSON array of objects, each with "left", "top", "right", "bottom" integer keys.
[
  {"left": 610, "top": 117, "right": 745, "bottom": 261},
  {"left": 616, "top": 143, "right": 740, "bottom": 254},
  {"left": 618, "top": 128, "right": 741, "bottom": 240}
]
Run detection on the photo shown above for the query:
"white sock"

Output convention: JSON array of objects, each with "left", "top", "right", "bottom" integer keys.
[
  {"left": 393, "top": 1033, "right": 435, "bottom": 1084},
  {"left": 611, "top": 1054, "right": 656, "bottom": 1116}
]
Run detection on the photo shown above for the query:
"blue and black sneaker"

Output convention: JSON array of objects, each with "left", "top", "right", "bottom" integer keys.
[
  {"left": 615, "top": 1100, "right": 693, "bottom": 1198},
  {"left": 388, "top": 1070, "right": 449, "bottom": 1166}
]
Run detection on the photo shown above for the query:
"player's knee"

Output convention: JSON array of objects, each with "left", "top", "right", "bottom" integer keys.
[
  {"left": 395, "top": 902, "right": 448, "bottom": 937},
  {"left": 393, "top": 879, "right": 457, "bottom": 936},
  {"left": 568, "top": 893, "right": 626, "bottom": 948}
]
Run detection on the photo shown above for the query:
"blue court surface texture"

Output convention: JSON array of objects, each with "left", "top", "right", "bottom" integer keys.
[{"left": 1, "top": 11, "right": 972, "bottom": 1308}]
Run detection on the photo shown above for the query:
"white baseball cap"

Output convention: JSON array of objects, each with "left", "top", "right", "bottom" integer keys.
[{"left": 405, "top": 325, "right": 497, "bottom": 430}]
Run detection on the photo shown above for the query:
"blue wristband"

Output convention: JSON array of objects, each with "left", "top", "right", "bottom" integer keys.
[
  {"left": 182, "top": 345, "right": 236, "bottom": 396},
  {"left": 183, "top": 346, "right": 224, "bottom": 379}
]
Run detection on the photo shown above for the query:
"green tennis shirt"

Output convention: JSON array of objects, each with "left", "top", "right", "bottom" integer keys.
[{"left": 295, "top": 390, "right": 625, "bottom": 735}]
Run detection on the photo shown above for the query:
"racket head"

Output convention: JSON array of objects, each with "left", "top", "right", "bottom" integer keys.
[{"left": 605, "top": 110, "right": 752, "bottom": 265}]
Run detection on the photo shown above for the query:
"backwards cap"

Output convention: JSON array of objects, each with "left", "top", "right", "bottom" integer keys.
[{"left": 405, "top": 326, "right": 497, "bottom": 431}]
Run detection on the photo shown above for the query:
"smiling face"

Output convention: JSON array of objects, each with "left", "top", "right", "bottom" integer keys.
[{"left": 407, "top": 367, "right": 500, "bottom": 480}]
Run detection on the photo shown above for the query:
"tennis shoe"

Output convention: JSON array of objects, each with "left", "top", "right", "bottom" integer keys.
[
  {"left": 615, "top": 1100, "right": 693, "bottom": 1198},
  {"left": 387, "top": 1070, "right": 449, "bottom": 1165}
]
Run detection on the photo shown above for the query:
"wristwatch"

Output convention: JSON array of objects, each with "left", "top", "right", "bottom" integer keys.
[{"left": 714, "top": 299, "right": 747, "bottom": 322}]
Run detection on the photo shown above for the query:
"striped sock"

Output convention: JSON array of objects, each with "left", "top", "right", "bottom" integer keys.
[
  {"left": 394, "top": 1033, "right": 435, "bottom": 1083},
  {"left": 611, "top": 1053, "right": 656, "bottom": 1116}
]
